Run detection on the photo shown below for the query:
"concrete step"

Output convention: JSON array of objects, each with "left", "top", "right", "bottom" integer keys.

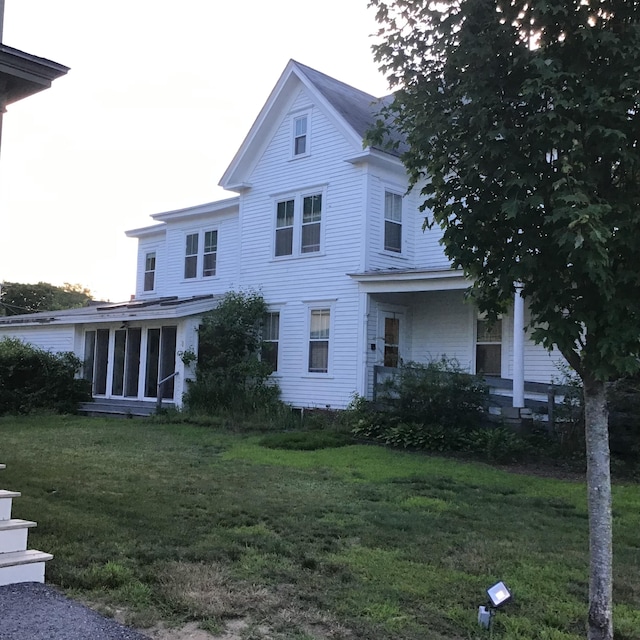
[
  {"left": 0, "top": 550, "right": 53, "bottom": 586},
  {"left": 0, "top": 519, "right": 37, "bottom": 553},
  {"left": 0, "top": 490, "right": 21, "bottom": 522}
]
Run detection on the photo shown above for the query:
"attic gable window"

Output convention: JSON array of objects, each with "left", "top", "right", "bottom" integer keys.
[{"left": 292, "top": 113, "right": 310, "bottom": 157}]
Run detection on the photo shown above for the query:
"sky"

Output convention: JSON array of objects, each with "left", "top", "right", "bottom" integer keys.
[{"left": 0, "top": 0, "right": 390, "bottom": 302}]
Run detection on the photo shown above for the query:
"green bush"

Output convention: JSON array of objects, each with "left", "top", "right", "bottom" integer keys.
[
  {"left": 377, "top": 358, "right": 488, "bottom": 429},
  {"left": 461, "top": 426, "right": 531, "bottom": 464},
  {"left": 346, "top": 361, "right": 488, "bottom": 453},
  {"left": 183, "top": 290, "right": 282, "bottom": 416},
  {"left": 0, "top": 337, "right": 91, "bottom": 414}
]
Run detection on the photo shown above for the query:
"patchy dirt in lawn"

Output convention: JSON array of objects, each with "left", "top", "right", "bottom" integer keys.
[{"left": 143, "top": 619, "right": 250, "bottom": 640}]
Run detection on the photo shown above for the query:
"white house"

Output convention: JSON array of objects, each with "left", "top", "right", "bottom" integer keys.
[{"left": 0, "top": 60, "right": 565, "bottom": 414}]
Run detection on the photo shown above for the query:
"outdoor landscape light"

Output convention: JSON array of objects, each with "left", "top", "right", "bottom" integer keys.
[
  {"left": 478, "top": 581, "right": 513, "bottom": 630},
  {"left": 487, "top": 581, "right": 512, "bottom": 608}
]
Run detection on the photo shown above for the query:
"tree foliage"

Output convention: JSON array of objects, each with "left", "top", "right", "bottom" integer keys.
[
  {"left": 0, "top": 282, "right": 92, "bottom": 316},
  {"left": 183, "top": 290, "right": 280, "bottom": 415},
  {"left": 370, "top": 0, "right": 640, "bottom": 384},
  {"left": 369, "top": 1, "right": 640, "bottom": 638}
]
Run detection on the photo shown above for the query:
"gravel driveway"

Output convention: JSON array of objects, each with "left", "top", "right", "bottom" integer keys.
[{"left": 0, "top": 582, "right": 150, "bottom": 640}]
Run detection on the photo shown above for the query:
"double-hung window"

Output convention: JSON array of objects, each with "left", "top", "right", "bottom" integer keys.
[
  {"left": 144, "top": 251, "right": 156, "bottom": 292},
  {"left": 203, "top": 230, "right": 218, "bottom": 277},
  {"left": 476, "top": 316, "right": 502, "bottom": 376},
  {"left": 262, "top": 311, "right": 280, "bottom": 372},
  {"left": 184, "top": 233, "right": 199, "bottom": 279},
  {"left": 274, "top": 192, "right": 323, "bottom": 257},
  {"left": 292, "top": 113, "right": 309, "bottom": 157},
  {"left": 184, "top": 229, "right": 218, "bottom": 280},
  {"left": 384, "top": 191, "right": 403, "bottom": 253},
  {"left": 275, "top": 200, "right": 295, "bottom": 257},
  {"left": 308, "top": 308, "right": 330, "bottom": 373},
  {"left": 301, "top": 194, "right": 322, "bottom": 253}
]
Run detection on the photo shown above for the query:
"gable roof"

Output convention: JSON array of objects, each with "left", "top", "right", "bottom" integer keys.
[{"left": 219, "top": 60, "right": 403, "bottom": 191}]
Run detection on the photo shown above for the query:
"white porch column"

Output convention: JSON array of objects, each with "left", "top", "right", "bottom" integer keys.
[{"left": 512, "top": 283, "right": 525, "bottom": 408}]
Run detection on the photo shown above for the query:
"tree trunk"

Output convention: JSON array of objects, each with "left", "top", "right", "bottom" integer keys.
[{"left": 583, "top": 378, "right": 613, "bottom": 640}]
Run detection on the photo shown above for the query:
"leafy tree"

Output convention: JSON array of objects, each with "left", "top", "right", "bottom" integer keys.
[
  {"left": 369, "top": 1, "right": 640, "bottom": 638},
  {"left": 0, "top": 281, "right": 92, "bottom": 315},
  {"left": 184, "top": 290, "right": 280, "bottom": 415}
]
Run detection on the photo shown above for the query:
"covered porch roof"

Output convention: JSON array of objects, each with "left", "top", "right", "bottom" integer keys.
[
  {"left": 349, "top": 267, "right": 470, "bottom": 293},
  {"left": 0, "top": 295, "right": 221, "bottom": 328}
]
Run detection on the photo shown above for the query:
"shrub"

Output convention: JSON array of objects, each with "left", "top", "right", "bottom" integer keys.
[
  {"left": 183, "top": 291, "right": 282, "bottom": 416},
  {"left": 377, "top": 358, "right": 488, "bottom": 429},
  {"left": 346, "top": 360, "right": 488, "bottom": 453},
  {"left": 461, "top": 427, "right": 531, "bottom": 464},
  {"left": 0, "top": 337, "right": 91, "bottom": 414}
]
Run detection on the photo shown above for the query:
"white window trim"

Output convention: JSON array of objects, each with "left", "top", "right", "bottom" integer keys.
[
  {"left": 473, "top": 312, "right": 505, "bottom": 377},
  {"left": 142, "top": 247, "right": 159, "bottom": 294},
  {"left": 382, "top": 188, "right": 404, "bottom": 255},
  {"left": 303, "top": 301, "right": 335, "bottom": 377},
  {"left": 181, "top": 227, "right": 219, "bottom": 282},
  {"left": 291, "top": 109, "right": 312, "bottom": 159},
  {"left": 272, "top": 188, "right": 326, "bottom": 259},
  {"left": 262, "top": 307, "right": 282, "bottom": 375}
]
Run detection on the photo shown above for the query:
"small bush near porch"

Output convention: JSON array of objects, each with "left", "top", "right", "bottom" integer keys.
[
  {"left": 183, "top": 291, "right": 281, "bottom": 416},
  {"left": 1, "top": 415, "right": 639, "bottom": 640},
  {"left": 0, "top": 338, "right": 91, "bottom": 415}
]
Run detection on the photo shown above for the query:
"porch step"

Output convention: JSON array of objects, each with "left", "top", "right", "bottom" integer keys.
[
  {"left": 0, "top": 465, "right": 53, "bottom": 586},
  {"left": 0, "top": 519, "right": 37, "bottom": 553},
  {"left": 0, "top": 490, "right": 21, "bottom": 521},
  {"left": 78, "top": 399, "right": 174, "bottom": 417},
  {"left": 0, "top": 550, "right": 53, "bottom": 587}
]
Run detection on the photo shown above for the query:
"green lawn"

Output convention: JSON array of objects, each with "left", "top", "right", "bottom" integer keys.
[{"left": 0, "top": 414, "right": 638, "bottom": 639}]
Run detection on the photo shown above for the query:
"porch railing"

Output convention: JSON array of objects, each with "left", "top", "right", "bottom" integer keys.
[
  {"left": 372, "top": 365, "right": 572, "bottom": 428},
  {"left": 156, "top": 371, "right": 179, "bottom": 412}
]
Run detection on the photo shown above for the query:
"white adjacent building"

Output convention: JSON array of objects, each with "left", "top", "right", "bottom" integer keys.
[{"left": 0, "top": 60, "right": 565, "bottom": 412}]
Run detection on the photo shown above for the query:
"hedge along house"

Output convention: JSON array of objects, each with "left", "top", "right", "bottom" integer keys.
[{"left": 0, "top": 60, "right": 565, "bottom": 415}]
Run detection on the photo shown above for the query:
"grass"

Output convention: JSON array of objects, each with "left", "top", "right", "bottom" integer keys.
[{"left": 0, "top": 414, "right": 639, "bottom": 639}]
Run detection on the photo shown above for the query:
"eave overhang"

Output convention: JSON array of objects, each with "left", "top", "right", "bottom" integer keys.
[
  {"left": 344, "top": 147, "right": 405, "bottom": 171},
  {"left": 0, "top": 295, "right": 221, "bottom": 328},
  {"left": 150, "top": 197, "right": 239, "bottom": 223},
  {"left": 349, "top": 268, "right": 470, "bottom": 293},
  {"left": 0, "top": 44, "right": 68, "bottom": 106}
]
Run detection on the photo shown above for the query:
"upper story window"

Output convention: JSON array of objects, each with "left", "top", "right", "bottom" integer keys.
[
  {"left": 144, "top": 251, "right": 156, "bottom": 292},
  {"left": 203, "top": 230, "right": 218, "bottom": 277},
  {"left": 274, "top": 191, "right": 323, "bottom": 258},
  {"left": 184, "top": 229, "right": 218, "bottom": 280},
  {"left": 184, "top": 233, "right": 198, "bottom": 279},
  {"left": 292, "top": 113, "right": 310, "bottom": 158},
  {"left": 384, "top": 191, "right": 403, "bottom": 253}
]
